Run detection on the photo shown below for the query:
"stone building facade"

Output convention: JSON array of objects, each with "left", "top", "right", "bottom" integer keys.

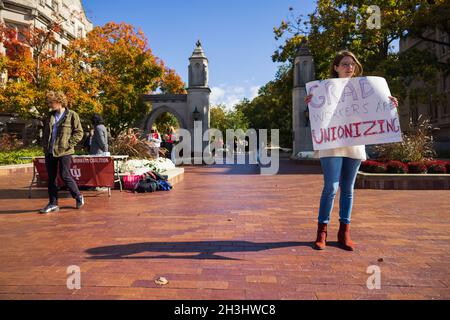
[
  {"left": 0, "top": 0, "right": 93, "bottom": 58},
  {"left": 399, "top": 29, "right": 450, "bottom": 155},
  {"left": 0, "top": 0, "right": 93, "bottom": 143},
  {"left": 143, "top": 41, "right": 211, "bottom": 157},
  {"left": 292, "top": 42, "right": 315, "bottom": 158}
]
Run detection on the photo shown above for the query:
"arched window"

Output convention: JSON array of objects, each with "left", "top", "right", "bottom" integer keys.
[
  {"left": 195, "top": 63, "right": 201, "bottom": 85},
  {"left": 295, "top": 63, "right": 300, "bottom": 87}
]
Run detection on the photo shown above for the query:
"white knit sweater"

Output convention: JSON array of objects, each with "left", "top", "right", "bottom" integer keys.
[{"left": 316, "top": 145, "right": 367, "bottom": 160}]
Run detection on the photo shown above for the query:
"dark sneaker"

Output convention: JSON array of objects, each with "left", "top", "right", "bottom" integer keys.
[
  {"left": 76, "top": 195, "right": 84, "bottom": 209},
  {"left": 39, "top": 204, "right": 59, "bottom": 214}
]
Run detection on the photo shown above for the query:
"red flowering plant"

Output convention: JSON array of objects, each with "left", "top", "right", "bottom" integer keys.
[
  {"left": 407, "top": 162, "right": 428, "bottom": 174},
  {"left": 386, "top": 160, "right": 409, "bottom": 174},
  {"left": 360, "top": 160, "right": 387, "bottom": 173},
  {"left": 425, "top": 160, "right": 447, "bottom": 174}
]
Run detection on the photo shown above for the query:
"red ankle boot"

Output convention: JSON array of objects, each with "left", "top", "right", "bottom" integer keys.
[
  {"left": 314, "top": 223, "right": 328, "bottom": 250},
  {"left": 337, "top": 222, "right": 355, "bottom": 251}
]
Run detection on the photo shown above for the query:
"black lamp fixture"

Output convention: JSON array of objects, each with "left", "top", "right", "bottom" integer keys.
[{"left": 193, "top": 107, "right": 201, "bottom": 121}]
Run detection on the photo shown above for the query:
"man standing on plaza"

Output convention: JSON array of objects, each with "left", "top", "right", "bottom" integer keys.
[{"left": 39, "top": 91, "right": 85, "bottom": 214}]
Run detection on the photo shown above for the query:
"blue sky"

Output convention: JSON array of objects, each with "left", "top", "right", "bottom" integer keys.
[{"left": 81, "top": 0, "right": 317, "bottom": 109}]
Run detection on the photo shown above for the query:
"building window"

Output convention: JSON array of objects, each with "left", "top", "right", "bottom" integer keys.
[
  {"left": 443, "top": 99, "right": 449, "bottom": 116},
  {"left": 444, "top": 76, "right": 450, "bottom": 116},
  {"left": 51, "top": 42, "right": 60, "bottom": 57},
  {"left": 440, "top": 33, "right": 449, "bottom": 56},
  {"left": 433, "top": 104, "right": 439, "bottom": 120},
  {"left": 443, "top": 74, "right": 448, "bottom": 92},
  {"left": 428, "top": 95, "right": 439, "bottom": 121},
  {"left": 295, "top": 63, "right": 300, "bottom": 87},
  {"left": 71, "top": 20, "right": 76, "bottom": 35},
  {"left": 46, "top": 42, "right": 57, "bottom": 56},
  {"left": 5, "top": 22, "right": 28, "bottom": 43},
  {"left": 446, "top": 93, "right": 450, "bottom": 116},
  {"left": 411, "top": 105, "right": 419, "bottom": 125},
  {"left": 51, "top": 0, "right": 59, "bottom": 12}
]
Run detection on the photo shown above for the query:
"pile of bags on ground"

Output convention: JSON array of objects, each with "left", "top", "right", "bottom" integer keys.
[
  {"left": 123, "top": 170, "right": 172, "bottom": 193},
  {"left": 120, "top": 158, "right": 176, "bottom": 193}
]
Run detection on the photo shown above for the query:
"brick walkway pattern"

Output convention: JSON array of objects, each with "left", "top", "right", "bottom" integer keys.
[{"left": 0, "top": 155, "right": 449, "bottom": 300}]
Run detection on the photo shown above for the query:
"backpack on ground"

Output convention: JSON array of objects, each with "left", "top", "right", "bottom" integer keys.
[
  {"left": 134, "top": 178, "right": 158, "bottom": 193},
  {"left": 157, "top": 180, "right": 172, "bottom": 191}
]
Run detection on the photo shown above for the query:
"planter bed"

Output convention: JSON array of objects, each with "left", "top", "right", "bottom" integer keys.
[
  {"left": 355, "top": 171, "right": 450, "bottom": 190},
  {"left": 0, "top": 163, "right": 33, "bottom": 176},
  {"left": 357, "top": 159, "right": 450, "bottom": 190}
]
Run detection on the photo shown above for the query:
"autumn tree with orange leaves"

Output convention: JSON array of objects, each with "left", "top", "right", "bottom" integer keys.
[
  {"left": 66, "top": 22, "right": 186, "bottom": 135},
  {"left": 0, "top": 19, "right": 102, "bottom": 121},
  {"left": 1, "top": 21, "right": 186, "bottom": 136},
  {"left": 2, "top": 21, "right": 69, "bottom": 118}
]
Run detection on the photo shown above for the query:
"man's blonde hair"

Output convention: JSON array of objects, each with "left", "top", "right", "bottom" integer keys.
[{"left": 46, "top": 91, "right": 68, "bottom": 108}]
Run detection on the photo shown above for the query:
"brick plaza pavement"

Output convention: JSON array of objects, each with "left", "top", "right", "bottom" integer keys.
[{"left": 0, "top": 155, "right": 449, "bottom": 299}]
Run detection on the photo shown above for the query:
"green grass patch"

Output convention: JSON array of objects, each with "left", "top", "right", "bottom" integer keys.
[{"left": 0, "top": 147, "right": 44, "bottom": 165}]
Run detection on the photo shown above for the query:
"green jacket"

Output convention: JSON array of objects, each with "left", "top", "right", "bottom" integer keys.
[{"left": 42, "top": 108, "right": 84, "bottom": 157}]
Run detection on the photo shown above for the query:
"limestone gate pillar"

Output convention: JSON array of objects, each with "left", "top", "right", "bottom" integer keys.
[{"left": 292, "top": 42, "right": 315, "bottom": 157}]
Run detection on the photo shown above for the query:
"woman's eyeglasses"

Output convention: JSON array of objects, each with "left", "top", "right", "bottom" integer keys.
[{"left": 339, "top": 62, "right": 356, "bottom": 68}]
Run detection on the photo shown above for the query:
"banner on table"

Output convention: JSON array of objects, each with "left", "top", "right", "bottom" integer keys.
[
  {"left": 305, "top": 76, "right": 402, "bottom": 151},
  {"left": 34, "top": 156, "right": 114, "bottom": 187}
]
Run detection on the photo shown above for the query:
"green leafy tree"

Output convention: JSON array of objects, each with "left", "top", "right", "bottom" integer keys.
[
  {"left": 273, "top": 1, "right": 449, "bottom": 102},
  {"left": 154, "top": 112, "right": 180, "bottom": 135},
  {"left": 264, "top": 0, "right": 450, "bottom": 148},
  {"left": 210, "top": 103, "right": 250, "bottom": 138},
  {"left": 210, "top": 104, "right": 228, "bottom": 135},
  {"left": 234, "top": 65, "right": 293, "bottom": 147},
  {"left": 407, "top": 0, "right": 450, "bottom": 47}
]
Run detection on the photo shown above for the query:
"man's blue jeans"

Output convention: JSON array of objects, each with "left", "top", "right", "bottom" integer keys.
[{"left": 318, "top": 157, "right": 362, "bottom": 225}]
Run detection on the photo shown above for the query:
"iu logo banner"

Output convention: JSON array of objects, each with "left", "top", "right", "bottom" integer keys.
[
  {"left": 70, "top": 166, "right": 82, "bottom": 181},
  {"left": 34, "top": 157, "right": 114, "bottom": 188},
  {"left": 305, "top": 76, "right": 402, "bottom": 151}
]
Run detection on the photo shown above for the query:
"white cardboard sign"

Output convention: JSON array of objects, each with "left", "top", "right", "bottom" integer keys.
[{"left": 305, "top": 76, "right": 402, "bottom": 151}]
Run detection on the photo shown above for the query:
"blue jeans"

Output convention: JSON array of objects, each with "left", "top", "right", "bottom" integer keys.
[{"left": 318, "top": 157, "right": 362, "bottom": 225}]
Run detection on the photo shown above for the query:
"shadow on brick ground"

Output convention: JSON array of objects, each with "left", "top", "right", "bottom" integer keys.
[{"left": 86, "top": 240, "right": 316, "bottom": 260}]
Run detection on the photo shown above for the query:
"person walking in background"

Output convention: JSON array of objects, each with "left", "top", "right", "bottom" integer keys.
[
  {"left": 40, "top": 91, "right": 85, "bottom": 214},
  {"left": 127, "top": 128, "right": 138, "bottom": 144},
  {"left": 90, "top": 113, "right": 109, "bottom": 155},
  {"left": 167, "top": 126, "right": 177, "bottom": 144},
  {"left": 83, "top": 129, "right": 94, "bottom": 154},
  {"left": 305, "top": 51, "right": 398, "bottom": 251},
  {"left": 168, "top": 126, "right": 179, "bottom": 163},
  {"left": 147, "top": 126, "right": 162, "bottom": 159},
  {"left": 164, "top": 126, "right": 177, "bottom": 160},
  {"left": 161, "top": 133, "right": 170, "bottom": 157}
]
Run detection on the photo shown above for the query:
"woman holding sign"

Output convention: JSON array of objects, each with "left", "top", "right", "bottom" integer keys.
[{"left": 305, "top": 51, "right": 398, "bottom": 251}]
